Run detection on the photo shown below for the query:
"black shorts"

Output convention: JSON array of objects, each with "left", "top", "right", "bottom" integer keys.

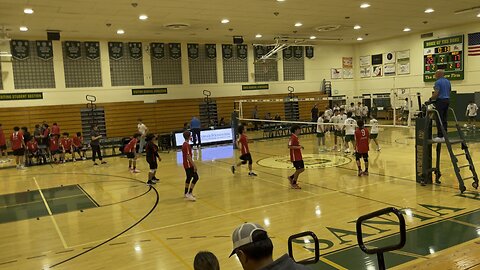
[
  {"left": 126, "top": 152, "right": 136, "bottom": 159},
  {"left": 292, "top": 160, "right": 305, "bottom": 170},
  {"left": 185, "top": 167, "right": 199, "bottom": 180},
  {"left": 370, "top": 134, "right": 378, "bottom": 139},
  {"left": 148, "top": 161, "right": 158, "bottom": 170},
  {"left": 356, "top": 152, "right": 369, "bottom": 160},
  {"left": 13, "top": 148, "right": 25, "bottom": 156},
  {"left": 469, "top": 116, "right": 476, "bottom": 120},
  {"left": 345, "top": 135, "right": 355, "bottom": 142},
  {"left": 240, "top": 153, "right": 253, "bottom": 165},
  {"left": 0, "top": 144, "right": 6, "bottom": 150},
  {"left": 50, "top": 149, "right": 61, "bottom": 155}
]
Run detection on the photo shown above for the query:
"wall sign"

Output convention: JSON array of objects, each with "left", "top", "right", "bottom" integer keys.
[
  {"left": 242, "top": 84, "right": 269, "bottom": 90},
  {"left": 132, "top": 88, "right": 168, "bottom": 95},
  {"left": 0, "top": 92, "right": 43, "bottom": 100}
]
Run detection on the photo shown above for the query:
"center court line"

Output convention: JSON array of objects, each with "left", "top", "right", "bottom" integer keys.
[{"left": 33, "top": 177, "right": 68, "bottom": 249}]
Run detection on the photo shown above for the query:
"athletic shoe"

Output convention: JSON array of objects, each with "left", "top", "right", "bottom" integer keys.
[
  {"left": 432, "top": 137, "right": 445, "bottom": 143},
  {"left": 146, "top": 180, "right": 155, "bottom": 186},
  {"left": 82, "top": 157, "right": 86, "bottom": 160},
  {"left": 101, "top": 161, "right": 107, "bottom": 164},
  {"left": 344, "top": 149, "right": 351, "bottom": 153},
  {"left": 93, "top": 162, "right": 99, "bottom": 166},
  {"left": 377, "top": 146, "right": 381, "bottom": 151},
  {"left": 153, "top": 176, "right": 159, "bottom": 180},
  {"left": 362, "top": 171, "right": 369, "bottom": 176},
  {"left": 72, "top": 158, "right": 76, "bottom": 162},
  {"left": 248, "top": 172, "right": 257, "bottom": 176},
  {"left": 151, "top": 178, "right": 159, "bottom": 183},
  {"left": 185, "top": 193, "right": 196, "bottom": 201},
  {"left": 231, "top": 165, "right": 235, "bottom": 174},
  {"left": 133, "top": 169, "right": 140, "bottom": 173},
  {"left": 358, "top": 170, "right": 363, "bottom": 177},
  {"left": 291, "top": 184, "right": 302, "bottom": 189}
]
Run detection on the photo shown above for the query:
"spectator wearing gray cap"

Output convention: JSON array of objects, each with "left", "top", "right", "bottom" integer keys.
[{"left": 229, "top": 222, "right": 309, "bottom": 270}]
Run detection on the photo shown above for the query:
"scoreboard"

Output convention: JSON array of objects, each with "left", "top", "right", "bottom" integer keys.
[{"left": 423, "top": 35, "right": 464, "bottom": 82}]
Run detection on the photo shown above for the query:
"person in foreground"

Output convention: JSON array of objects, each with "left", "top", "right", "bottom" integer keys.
[
  {"left": 194, "top": 251, "right": 220, "bottom": 270},
  {"left": 229, "top": 222, "right": 309, "bottom": 270}
]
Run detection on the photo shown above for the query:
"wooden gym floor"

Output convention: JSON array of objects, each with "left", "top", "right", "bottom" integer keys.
[{"left": 0, "top": 126, "right": 479, "bottom": 270}]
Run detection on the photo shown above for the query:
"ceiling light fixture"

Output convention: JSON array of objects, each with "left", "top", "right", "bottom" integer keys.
[
  {"left": 117, "top": 29, "right": 125, "bottom": 34},
  {"left": 255, "top": 34, "right": 262, "bottom": 38},
  {"left": 24, "top": 8, "right": 34, "bottom": 14},
  {"left": 403, "top": 27, "right": 411, "bottom": 32},
  {"left": 477, "top": 13, "right": 480, "bottom": 17},
  {"left": 294, "top": 22, "right": 302, "bottom": 27},
  {"left": 425, "top": 8, "right": 434, "bottom": 13},
  {"left": 139, "top": 14, "right": 148, "bottom": 20},
  {"left": 357, "top": 37, "right": 363, "bottom": 41},
  {"left": 19, "top": 26, "right": 28, "bottom": 32},
  {"left": 310, "top": 36, "right": 316, "bottom": 39},
  {"left": 360, "top": 3, "right": 370, "bottom": 8},
  {"left": 354, "top": 25, "right": 361, "bottom": 30},
  {"left": 221, "top": 19, "right": 230, "bottom": 24},
  {"left": 276, "top": 0, "right": 286, "bottom": 2}
]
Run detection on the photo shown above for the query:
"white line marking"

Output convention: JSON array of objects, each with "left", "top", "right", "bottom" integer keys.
[{"left": 33, "top": 177, "right": 68, "bottom": 249}]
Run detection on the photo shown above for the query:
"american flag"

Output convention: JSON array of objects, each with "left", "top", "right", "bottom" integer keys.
[{"left": 468, "top": 32, "right": 480, "bottom": 56}]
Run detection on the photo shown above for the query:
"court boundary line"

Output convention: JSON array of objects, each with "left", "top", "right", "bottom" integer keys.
[
  {"left": 76, "top": 184, "right": 100, "bottom": 207},
  {"left": 33, "top": 177, "right": 68, "bottom": 249}
]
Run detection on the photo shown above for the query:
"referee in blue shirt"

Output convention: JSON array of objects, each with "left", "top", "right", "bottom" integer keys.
[
  {"left": 190, "top": 116, "right": 202, "bottom": 148},
  {"left": 430, "top": 70, "right": 451, "bottom": 143}
]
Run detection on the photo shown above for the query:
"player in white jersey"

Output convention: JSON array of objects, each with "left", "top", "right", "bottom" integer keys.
[
  {"left": 355, "top": 102, "right": 363, "bottom": 120},
  {"left": 347, "top": 103, "right": 356, "bottom": 118},
  {"left": 323, "top": 106, "right": 333, "bottom": 131},
  {"left": 337, "top": 108, "right": 347, "bottom": 151},
  {"left": 330, "top": 109, "right": 340, "bottom": 151},
  {"left": 466, "top": 101, "right": 478, "bottom": 129},
  {"left": 316, "top": 115, "right": 326, "bottom": 151},
  {"left": 344, "top": 112, "right": 357, "bottom": 153},
  {"left": 361, "top": 105, "right": 369, "bottom": 121},
  {"left": 369, "top": 117, "right": 381, "bottom": 151}
]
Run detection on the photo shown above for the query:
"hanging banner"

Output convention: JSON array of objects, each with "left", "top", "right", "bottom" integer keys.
[
  {"left": 64, "top": 41, "right": 82, "bottom": 60},
  {"left": 108, "top": 42, "right": 124, "bottom": 60},
  {"left": 128, "top": 42, "right": 142, "bottom": 59},
  {"left": 236, "top": 44, "right": 247, "bottom": 60},
  {"left": 205, "top": 44, "right": 216, "bottom": 59},
  {"left": 293, "top": 46, "right": 303, "bottom": 59},
  {"left": 283, "top": 46, "right": 293, "bottom": 59},
  {"left": 150, "top": 43, "right": 165, "bottom": 59},
  {"left": 187, "top": 43, "right": 199, "bottom": 59},
  {"left": 254, "top": 46, "right": 266, "bottom": 59},
  {"left": 266, "top": 46, "right": 277, "bottom": 57},
  {"left": 10, "top": 40, "right": 30, "bottom": 60},
  {"left": 305, "top": 46, "right": 314, "bottom": 59},
  {"left": 222, "top": 44, "right": 233, "bottom": 59},
  {"left": 169, "top": 43, "right": 181, "bottom": 59},
  {"left": 35, "top": 40, "right": 53, "bottom": 60},
  {"left": 84, "top": 41, "right": 100, "bottom": 60}
]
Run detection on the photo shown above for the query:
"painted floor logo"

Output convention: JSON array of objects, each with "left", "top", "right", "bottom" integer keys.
[{"left": 257, "top": 153, "right": 352, "bottom": 169}]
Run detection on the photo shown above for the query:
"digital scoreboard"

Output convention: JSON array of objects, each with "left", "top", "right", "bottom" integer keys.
[{"left": 423, "top": 35, "right": 464, "bottom": 82}]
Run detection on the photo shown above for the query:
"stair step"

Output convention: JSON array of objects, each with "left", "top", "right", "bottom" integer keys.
[
  {"left": 449, "top": 139, "right": 464, "bottom": 144},
  {"left": 454, "top": 153, "right": 466, "bottom": 157},
  {"left": 458, "top": 165, "right": 471, "bottom": 169},
  {"left": 463, "top": 176, "right": 475, "bottom": 181}
]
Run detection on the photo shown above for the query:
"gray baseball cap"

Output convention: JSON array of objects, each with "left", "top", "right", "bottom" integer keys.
[{"left": 229, "top": 222, "right": 268, "bottom": 257}]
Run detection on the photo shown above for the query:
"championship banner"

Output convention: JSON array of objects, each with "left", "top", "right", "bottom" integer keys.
[
  {"left": 283, "top": 46, "right": 293, "bottom": 59},
  {"left": 150, "top": 43, "right": 165, "bottom": 59},
  {"left": 222, "top": 44, "right": 233, "bottom": 59},
  {"left": 187, "top": 43, "right": 199, "bottom": 59},
  {"left": 266, "top": 45, "right": 277, "bottom": 57},
  {"left": 108, "top": 42, "right": 124, "bottom": 60},
  {"left": 128, "top": 42, "right": 142, "bottom": 59},
  {"left": 254, "top": 45, "right": 266, "bottom": 59},
  {"left": 84, "top": 42, "right": 100, "bottom": 60},
  {"left": 205, "top": 44, "right": 216, "bottom": 59},
  {"left": 236, "top": 44, "right": 247, "bottom": 60},
  {"left": 293, "top": 46, "right": 303, "bottom": 59},
  {"left": 305, "top": 46, "right": 314, "bottom": 59},
  {"left": 64, "top": 41, "right": 81, "bottom": 60},
  {"left": 169, "top": 43, "right": 181, "bottom": 59},
  {"left": 10, "top": 40, "right": 30, "bottom": 60},
  {"left": 36, "top": 40, "right": 53, "bottom": 60}
]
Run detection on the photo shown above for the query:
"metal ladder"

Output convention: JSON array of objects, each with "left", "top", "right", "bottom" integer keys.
[{"left": 427, "top": 107, "right": 479, "bottom": 193}]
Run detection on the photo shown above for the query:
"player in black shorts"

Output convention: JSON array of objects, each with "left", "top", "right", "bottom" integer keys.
[{"left": 145, "top": 134, "right": 161, "bottom": 185}]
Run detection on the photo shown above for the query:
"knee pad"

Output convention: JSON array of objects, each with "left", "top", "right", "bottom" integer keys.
[
  {"left": 192, "top": 173, "right": 199, "bottom": 184},
  {"left": 241, "top": 160, "right": 247, "bottom": 165}
]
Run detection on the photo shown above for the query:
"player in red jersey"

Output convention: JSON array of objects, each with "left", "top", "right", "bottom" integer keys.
[
  {"left": 49, "top": 134, "right": 61, "bottom": 163},
  {"left": 60, "top": 132, "right": 74, "bottom": 163},
  {"left": 0, "top": 124, "right": 7, "bottom": 162},
  {"left": 145, "top": 134, "right": 161, "bottom": 186},
  {"left": 51, "top": 123, "right": 61, "bottom": 136},
  {"left": 125, "top": 133, "right": 141, "bottom": 173},
  {"left": 354, "top": 120, "right": 370, "bottom": 176},
  {"left": 231, "top": 125, "right": 257, "bottom": 176},
  {"left": 11, "top": 126, "right": 26, "bottom": 169},
  {"left": 288, "top": 125, "right": 304, "bottom": 189},
  {"left": 72, "top": 132, "right": 86, "bottom": 160},
  {"left": 182, "top": 131, "right": 199, "bottom": 201},
  {"left": 26, "top": 137, "right": 39, "bottom": 166}
]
